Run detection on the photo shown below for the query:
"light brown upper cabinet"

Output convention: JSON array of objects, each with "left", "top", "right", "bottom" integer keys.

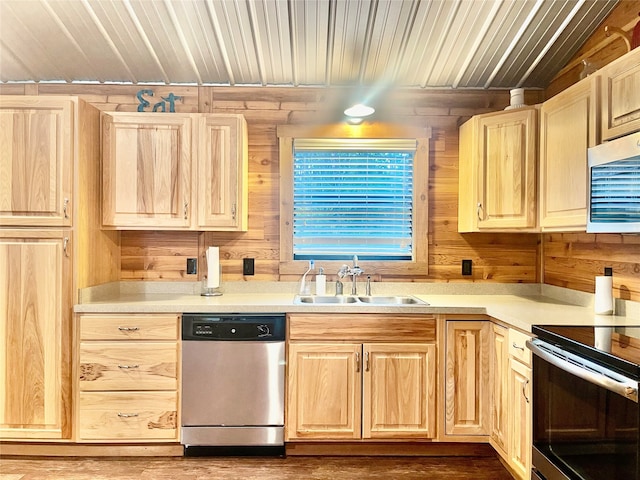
[
  {"left": 539, "top": 77, "right": 598, "bottom": 231},
  {"left": 102, "top": 112, "right": 247, "bottom": 231},
  {"left": 599, "top": 47, "right": 640, "bottom": 141},
  {"left": 458, "top": 107, "right": 538, "bottom": 232},
  {"left": 0, "top": 96, "right": 73, "bottom": 227}
]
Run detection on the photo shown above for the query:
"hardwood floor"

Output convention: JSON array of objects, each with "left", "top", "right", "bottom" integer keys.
[{"left": 0, "top": 455, "right": 514, "bottom": 479}]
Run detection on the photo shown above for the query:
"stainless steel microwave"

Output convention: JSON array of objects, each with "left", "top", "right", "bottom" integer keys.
[{"left": 587, "top": 130, "right": 640, "bottom": 233}]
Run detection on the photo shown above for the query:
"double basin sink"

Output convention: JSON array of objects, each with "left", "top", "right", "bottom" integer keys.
[{"left": 294, "top": 294, "right": 427, "bottom": 305}]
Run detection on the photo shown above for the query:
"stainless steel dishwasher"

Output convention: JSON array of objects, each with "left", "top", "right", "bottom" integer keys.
[{"left": 181, "top": 313, "right": 286, "bottom": 455}]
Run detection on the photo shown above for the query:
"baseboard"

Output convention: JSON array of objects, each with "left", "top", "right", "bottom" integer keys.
[
  {"left": 285, "top": 441, "right": 497, "bottom": 457},
  {"left": 0, "top": 442, "right": 184, "bottom": 457}
]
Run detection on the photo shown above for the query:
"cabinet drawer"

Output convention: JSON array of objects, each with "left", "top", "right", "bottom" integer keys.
[
  {"left": 288, "top": 314, "right": 437, "bottom": 342},
  {"left": 79, "top": 342, "right": 178, "bottom": 391},
  {"left": 509, "top": 329, "right": 532, "bottom": 367},
  {"left": 78, "top": 391, "right": 178, "bottom": 441},
  {"left": 79, "top": 314, "right": 179, "bottom": 340}
]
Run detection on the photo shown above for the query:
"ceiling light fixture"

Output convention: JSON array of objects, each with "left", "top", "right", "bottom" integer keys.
[{"left": 344, "top": 103, "right": 375, "bottom": 118}]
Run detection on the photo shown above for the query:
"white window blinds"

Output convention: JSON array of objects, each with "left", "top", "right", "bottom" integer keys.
[{"left": 292, "top": 138, "right": 417, "bottom": 260}]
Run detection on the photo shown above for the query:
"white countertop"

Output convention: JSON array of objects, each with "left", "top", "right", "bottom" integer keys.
[{"left": 75, "top": 282, "right": 640, "bottom": 333}]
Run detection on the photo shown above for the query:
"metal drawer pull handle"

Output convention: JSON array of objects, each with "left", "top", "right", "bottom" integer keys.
[
  {"left": 117, "top": 364, "right": 139, "bottom": 369},
  {"left": 118, "top": 326, "right": 140, "bottom": 332},
  {"left": 63, "top": 198, "right": 70, "bottom": 219},
  {"left": 365, "top": 351, "right": 370, "bottom": 372},
  {"left": 117, "top": 413, "right": 139, "bottom": 418},
  {"left": 184, "top": 201, "right": 189, "bottom": 219},
  {"left": 528, "top": 339, "right": 639, "bottom": 403},
  {"left": 512, "top": 342, "right": 525, "bottom": 351},
  {"left": 63, "top": 237, "right": 70, "bottom": 257},
  {"left": 477, "top": 202, "right": 483, "bottom": 221},
  {"left": 522, "top": 378, "right": 530, "bottom": 404},
  {"left": 355, "top": 352, "right": 360, "bottom": 372}
]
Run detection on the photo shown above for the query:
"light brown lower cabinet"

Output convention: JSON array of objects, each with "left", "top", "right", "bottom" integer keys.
[
  {"left": 490, "top": 323, "right": 532, "bottom": 480},
  {"left": 444, "top": 320, "right": 491, "bottom": 438},
  {"left": 75, "top": 314, "right": 180, "bottom": 442},
  {"left": 286, "top": 314, "right": 437, "bottom": 441},
  {"left": 0, "top": 230, "right": 72, "bottom": 440}
]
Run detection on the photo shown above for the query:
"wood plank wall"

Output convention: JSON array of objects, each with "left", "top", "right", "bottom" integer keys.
[
  {"left": 543, "top": 3, "right": 640, "bottom": 302},
  {"left": 1, "top": 2, "right": 638, "bottom": 301},
  {"left": 0, "top": 82, "right": 542, "bottom": 286}
]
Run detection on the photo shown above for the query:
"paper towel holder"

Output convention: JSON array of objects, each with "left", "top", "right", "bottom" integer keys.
[{"left": 201, "top": 280, "right": 222, "bottom": 297}]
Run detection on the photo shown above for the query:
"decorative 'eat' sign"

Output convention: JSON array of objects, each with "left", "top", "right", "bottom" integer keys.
[{"left": 136, "top": 89, "right": 182, "bottom": 112}]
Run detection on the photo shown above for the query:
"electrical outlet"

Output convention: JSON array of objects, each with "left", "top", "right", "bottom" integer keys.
[
  {"left": 243, "top": 258, "right": 255, "bottom": 276},
  {"left": 186, "top": 258, "right": 197, "bottom": 275},
  {"left": 462, "top": 259, "right": 473, "bottom": 276}
]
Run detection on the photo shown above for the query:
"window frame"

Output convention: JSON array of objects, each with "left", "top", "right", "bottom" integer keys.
[{"left": 278, "top": 123, "right": 431, "bottom": 278}]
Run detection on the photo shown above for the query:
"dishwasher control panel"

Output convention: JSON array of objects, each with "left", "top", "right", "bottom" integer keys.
[{"left": 182, "top": 314, "right": 285, "bottom": 341}]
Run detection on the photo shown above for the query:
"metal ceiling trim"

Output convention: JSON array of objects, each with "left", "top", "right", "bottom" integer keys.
[
  {"left": 204, "top": 0, "right": 235, "bottom": 85},
  {"left": 80, "top": 0, "right": 138, "bottom": 84},
  {"left": 123, "top": 0, "right": 170, "bottom": 84},
  {"left": 452, "top": 0, "right": 504, "bottom": 89},
  {"left": 163, "top": 0, "right": 203, "bottom": 85},
  {"left": 288, "top": 0, "right": 300, "bottom": 87},
  {"left": 41, "top": 0, "right": 87, "bottom": 83},
  {"left": 420, "top": 0, "right": 462, "bottom": 88},
  {"left": 246, "top": 0, "right": 267, "bottom": 86},
  {"left": 483, "top": 0, "right": 544, "bottom": 89},
  {"left": 516, "top": 0, "right": 586, "bottom": 88},
  {"left": 389, "top": 0, "right": 420, "bottom": 86}
]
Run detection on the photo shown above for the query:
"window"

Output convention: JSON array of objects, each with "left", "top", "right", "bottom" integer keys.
[
  {"left": 293, "top": 139, "right": 416, "bottom": 260},
  {"left": 278, "top": 124, "right": 431, "bottom": 278}
]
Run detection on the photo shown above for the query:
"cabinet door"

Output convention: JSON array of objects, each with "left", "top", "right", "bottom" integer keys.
[
  {"left": 363, "top": 343, "right": 436, "bottom": 439},
  {"left": 0, "top": 96, "right": 73, "bottom": 227},
  {"left": 287, "top": 343, "right": 361, "bottom": 440},
  {"left": 601, "top": 48, "right": 640, "bottom": 140},
  {"left": 0, "top": 230, "right": 72, "bottom": 439},
  {"left": 477, "top": 108, "right": 537, "bottom": 230},
  {"left": 490, "top": 323, "right": 509, "bottom": 456},
  {"left": 102, "top": 113, "right": 192, "bottom": 229},
  {"left": 196, "top": 115, "right": 248, "bottom": 231},
  {"left": 445, "top": 320, "right": 491, "bottom": 436},
  {"left": 508, "top": 358, "right": 532, "bottom": 480},
  {"left": 539, "top": 78, "right": 597, "bottom": 230}
]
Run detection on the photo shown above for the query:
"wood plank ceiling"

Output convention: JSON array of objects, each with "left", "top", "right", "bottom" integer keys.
[{"left": 0, "top": 0, "right": 620, "bottom": 90}]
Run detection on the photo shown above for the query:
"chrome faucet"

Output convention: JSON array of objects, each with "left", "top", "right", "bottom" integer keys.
[{"left": 337, "top": 255, "right": 364, "bottom": 295}]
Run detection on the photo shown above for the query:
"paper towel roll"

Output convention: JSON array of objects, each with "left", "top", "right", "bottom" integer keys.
[
  {"left": 206, "top": 247, "right": 220, "bottom": 289},
  {"left": 594, "top": 276, "right": 613, "bottom": 315}
]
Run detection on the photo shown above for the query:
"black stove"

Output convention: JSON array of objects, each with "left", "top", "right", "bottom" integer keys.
[{"left": 533, "top": 324, "right": 640, "bottom": 379}]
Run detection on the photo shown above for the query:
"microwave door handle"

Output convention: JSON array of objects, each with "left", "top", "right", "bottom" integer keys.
[{"left": 527, "top": 340, "right": 639, "bottom": 403}]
